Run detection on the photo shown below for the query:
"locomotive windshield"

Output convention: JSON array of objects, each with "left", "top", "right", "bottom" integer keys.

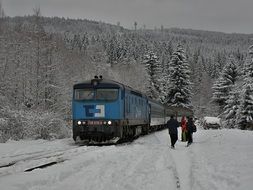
[
  {"left": 96, "top": 89, "right": 118, "bottom": 100},
  {"left": 74, "top": 88, "right": 118, "bottom": 101},
  {"left": 75, "top": 89, "right": 94, "bottom": 100}
]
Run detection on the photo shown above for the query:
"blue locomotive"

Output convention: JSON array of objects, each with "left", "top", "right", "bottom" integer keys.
[{"left": 72, "top": 76, "right": 172, "bottom": 142}]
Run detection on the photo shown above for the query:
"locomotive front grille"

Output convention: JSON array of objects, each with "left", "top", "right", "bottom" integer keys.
[
  {"left": 74, "top": 120, "right": 118, "bottom": 127},
  {"left": 88, "top": 121, "right": 104, "bottom": 125}
]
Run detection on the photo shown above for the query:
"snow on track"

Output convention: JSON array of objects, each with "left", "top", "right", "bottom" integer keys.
[
  {"left": 0, "top": 129, "right": 253, "bottom": 190},
  {"left": 0, "top": 139, "right": 79, "bottom": 177}
]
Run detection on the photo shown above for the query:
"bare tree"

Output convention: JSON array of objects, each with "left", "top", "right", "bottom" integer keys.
[
  {"left": 0, "top": 0, "right": 5, "bottom": 18},
  {"left": 161, "top": 25, "right": 164, "bottom": 32},
  {"left": 33, "top": 6, "right": 41, "bottom": 17},
  {"left": 32, "top": 6, "right": 46, "bottom": 107},
  {"left": 0, "top": 0, "right": 5, "bottom": 34},
  {"left": 134, "top": 21, "right": 137, "bottom": 31}
]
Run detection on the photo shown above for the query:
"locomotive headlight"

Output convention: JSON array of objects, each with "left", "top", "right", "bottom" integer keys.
[
  {"left": 108, "top": 120, "right": 112, "bottom": 125},
  {"left": 77, "top": 121, "right": 82, "bottom": 125},
  {"left": 82, "top": 121, "right": 86, "bottom": 125},
  {"left": 103, "top": 121, "right": 107, "bottom": 125}
]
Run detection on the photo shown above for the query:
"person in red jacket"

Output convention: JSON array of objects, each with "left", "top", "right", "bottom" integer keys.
[{"left": 181, "top": 116, "right": 188, "bottom": 142}]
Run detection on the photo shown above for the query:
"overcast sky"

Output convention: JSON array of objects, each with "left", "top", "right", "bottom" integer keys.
[{"left": 2, "top": 0, "right": 253, "bottom": 34}]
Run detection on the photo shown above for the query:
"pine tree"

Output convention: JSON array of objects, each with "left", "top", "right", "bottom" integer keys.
[
  {"left": 189, "top": 49, "right": 200, "bottom": 77},
  {"left": 107, "top": 35, "right": 118, "bottom": 65},
  {"left": 236, "top": 85, "right": 253, "bottom": 129},
  {"left": 159, "top": 52, "right": 170, "bottom": 102},
  {"left": 236, "top": 46, "right": 253, "bottom": 129},
  {"left": 143, "top": 51, "right": 162, "bottom": 100},
  {"left": 164, "top": 45, "right": 192, "bottom": 108},
  {"left": 106, "top": 35, "right": 125, "bottom": 66},
  {"left": 223, "top": 88, "right": 240, "bottom": 128},
  {"left": 212, "top": 55, "right": 238, "bottom": 112}
]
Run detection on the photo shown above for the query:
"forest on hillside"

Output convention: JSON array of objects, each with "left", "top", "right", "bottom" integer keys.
[{"left": 0, "top": 6, "right": 252, "bottom": 142}]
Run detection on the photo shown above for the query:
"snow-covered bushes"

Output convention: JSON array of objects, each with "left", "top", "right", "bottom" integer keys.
[
  {"left": 25, "top": 111, "right": 71, "bottom": 140},
  {"left": 0, "top": 108, "right": 71, "bottom": 143},
  {"left": 0, "top": 108, "right": 25, "bottom": 142}
]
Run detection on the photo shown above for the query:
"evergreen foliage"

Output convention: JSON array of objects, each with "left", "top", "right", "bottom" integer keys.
[
  {"left": 236, "top": 46, "right": 253, "bottom": 129},
  {"left": 164, "top": 45, "right": 192, "bottom": 108},
  {"left": 212, "top": 55, "right": 239, "bottom": 112},
  {"left": 223, "top": 87, "right": 240, "bottom": 128},
  {"left": 144, "top": 51, "right": 162, "bottom": 100}
]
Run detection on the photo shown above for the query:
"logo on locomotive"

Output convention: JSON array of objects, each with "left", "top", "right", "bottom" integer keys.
[{"left": 84, "top": 105, "right": 105, "bottom": 117}]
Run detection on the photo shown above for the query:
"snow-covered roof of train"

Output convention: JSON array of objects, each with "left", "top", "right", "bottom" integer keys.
[{"left": 74, "top": 77, "right": 146, "bottom": 97}]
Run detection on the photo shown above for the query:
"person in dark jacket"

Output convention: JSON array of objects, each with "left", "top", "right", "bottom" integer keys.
[
  {"left": 167, "top": 115, "right": 179, "bottom": 149},
  {"left": 186, "top": 117, "right": 194, "bottom": 146}
]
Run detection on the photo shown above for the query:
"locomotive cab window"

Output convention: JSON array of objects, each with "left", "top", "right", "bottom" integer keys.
[
  {"left": 74, "top": 89, "right": 94, "bottom": 100},
  {"left": 96, "top": 89, "right": 118, "bottom": 101},
  {"left": 74, "top": 88, "right": 118, "bottom": 101}
]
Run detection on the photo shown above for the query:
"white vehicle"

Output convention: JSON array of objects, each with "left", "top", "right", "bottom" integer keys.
[{"left": 203, "top": 117, "right": 221, "bottom": 129}]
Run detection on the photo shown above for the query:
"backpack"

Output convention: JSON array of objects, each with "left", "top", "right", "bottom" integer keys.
[{"left": 193, "top": 124, "right": 197, "bottom": 133}]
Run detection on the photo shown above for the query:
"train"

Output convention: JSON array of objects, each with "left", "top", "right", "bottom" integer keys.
[{"left": 72, "top": 76, "right": 193, "bottom": 143}]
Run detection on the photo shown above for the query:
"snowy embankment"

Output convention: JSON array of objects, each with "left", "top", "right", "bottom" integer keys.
[{"left": 0, "top": 129, "right": 252, "bottom": 190}]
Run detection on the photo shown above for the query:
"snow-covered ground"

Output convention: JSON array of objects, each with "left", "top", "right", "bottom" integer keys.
[{"left": 0, "top": 128, "right": 252, "bottom": 190}]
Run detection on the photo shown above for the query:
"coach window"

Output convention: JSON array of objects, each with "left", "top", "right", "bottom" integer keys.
[
  {"left": 127, "top": 96, "right": 130, "bottom": 113},
  {"left": 128, "top": 97, "right": 130, "bottom": 113},
  {"left": 125, "top": 96, "right": 127, "bottom": 112}
]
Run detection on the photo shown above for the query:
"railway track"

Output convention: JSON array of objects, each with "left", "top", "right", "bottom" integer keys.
[
  {"left": 0, "top": 144, "right": 101, "bottom": 177},
  {"left": 0, "top": 129, "right": 168, "bottom": 179}
]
